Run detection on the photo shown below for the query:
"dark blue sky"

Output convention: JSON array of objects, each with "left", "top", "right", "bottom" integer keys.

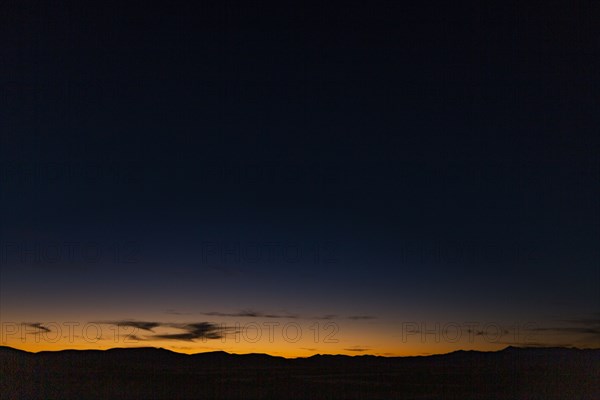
[{"left": 1, "top": 1, "right": 598, "bottom": 355}]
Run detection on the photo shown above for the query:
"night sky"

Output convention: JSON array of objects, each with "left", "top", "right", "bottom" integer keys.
[{"left": 1, "top": 1, "right": 598, "bottom": 357}]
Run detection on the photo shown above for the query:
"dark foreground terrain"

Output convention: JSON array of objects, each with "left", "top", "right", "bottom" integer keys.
[{"left": 1, "top": 346, "right": 598, "bottom": 399}]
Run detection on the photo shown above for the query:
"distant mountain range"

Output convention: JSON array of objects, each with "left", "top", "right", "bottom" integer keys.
[{"left": 2, "top": 346, "right": 599, "bottom": 399}]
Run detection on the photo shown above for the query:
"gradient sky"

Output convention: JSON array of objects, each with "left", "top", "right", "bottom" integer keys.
[{"left": 1, "top": 1, "right": 598, "bottom": 357}]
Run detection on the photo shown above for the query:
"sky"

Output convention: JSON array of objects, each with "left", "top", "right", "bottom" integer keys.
[{"left": 0, "top": 1, "right": 598, "bottom": 357}]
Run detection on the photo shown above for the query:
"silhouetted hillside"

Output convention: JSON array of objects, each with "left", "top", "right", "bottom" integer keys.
[{"left": 1, "top": 346, "right": 598, "bottom": 399}]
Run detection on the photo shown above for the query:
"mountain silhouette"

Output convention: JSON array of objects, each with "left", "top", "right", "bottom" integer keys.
[{"left": 1, "top": 346, "right": 598, "bottom": 399}]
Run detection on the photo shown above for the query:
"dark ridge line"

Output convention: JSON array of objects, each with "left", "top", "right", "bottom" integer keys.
[{"left": 1, "top": 345, "right": 598, "bottom": 360}]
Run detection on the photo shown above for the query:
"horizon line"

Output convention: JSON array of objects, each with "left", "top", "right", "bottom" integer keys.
[{"left": 2, "top": 344, "right": 597, "bottom": 360}]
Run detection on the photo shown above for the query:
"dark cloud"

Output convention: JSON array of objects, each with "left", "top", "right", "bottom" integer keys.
[
  {"left": 153, "top": 322, "right": 230, "bottom": 341},
  {"left": 497, "top": 341, "right": 576, "bottom": 348},
  {"left": 263, "top": 313, "right": 297, "bottom": 319},
  {"left": 202, "top": 310, "right": 297, "bottom": 319},
  {"left": 203, "top": 310, "right": 249, "bottom": 317},
  {"left": 26, "top": 323, "right": 51, "bottom": 333},
  {"left": 530, "top": 314, "right": 600, "bottom": 337},
  {"left": 95, "top": 320, "right": 161, "bottom": 332},
  {"left": 521, "top": 314, "right": 600, "bottom": 347},
  {"left": 92, "top": 321, "right": 232, "bottom": 342},
  {"left": 168, "top": 309, "right": 338, "bottom": 320},
  {"left": 531, "top": 327, "right": 600, "bottom": 335},
  {"left": 126, "top": 335, "right": 147, "bottom": 341},
  {"left": 344, "top": 347, "right": 371, "bottom": 352}
]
